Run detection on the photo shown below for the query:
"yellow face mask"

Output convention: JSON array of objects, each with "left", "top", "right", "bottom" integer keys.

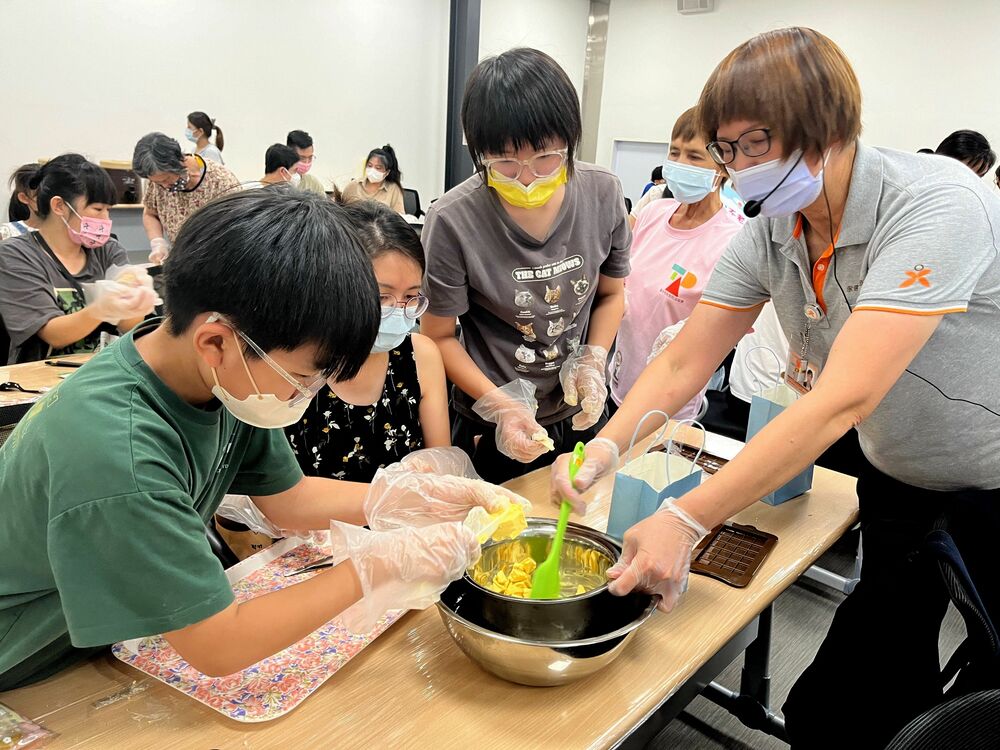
[{"left": 487, "top": 166, "right": 568, "bottom": 210}]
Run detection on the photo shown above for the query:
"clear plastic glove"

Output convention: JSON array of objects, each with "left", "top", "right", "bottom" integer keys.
[
  {"left": 364, "top": 450, "right": 531, "bottom": 531},
  {"left": 215, "top": 494, "right": 329, "bottom": 544},
  {"left": 472, "top": 379, "right": 551, "bottom": 463},
  {"left": 646, "top": 321, "right": 686, "bottom": 365},
  {"left": 606, "top": 499, "right": 710, "bottom": 613},
  {"left": 85, "top": 265, "right": 160, "bottom": 324},
  {"left": 149, "top": 237, "right": 170, "bottom": 264},
  {"left": 331, "top": 520, "right": 481, "bottom": 633},
  {"left": 560, "top": 345, "right": 609, "bottom": 430},
  {"left": 549, "top": 437, "right": 619, "bottom": 514}
]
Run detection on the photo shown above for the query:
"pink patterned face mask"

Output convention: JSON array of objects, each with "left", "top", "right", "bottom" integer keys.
[
  {"left": 294, "top": 161, "right": 312, "bottom": 175},
  {"left": 63, "top": 203, "right": 112, "bottom": 248}
]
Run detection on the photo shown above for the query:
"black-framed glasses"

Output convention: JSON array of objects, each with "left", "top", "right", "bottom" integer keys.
[
  {"left": 380, "top": 294, "right": 428, "bottom": 320},
  {"left": 707, "top": 128, "right": 773, "bottom": 166}
]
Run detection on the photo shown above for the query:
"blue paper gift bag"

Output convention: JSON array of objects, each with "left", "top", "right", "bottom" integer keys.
[
  {"left": 607, "top": 413, "right": 705, "bottom": 541},
  {"left": 746, "top": 383, "right": 814, "bottom": 505}
]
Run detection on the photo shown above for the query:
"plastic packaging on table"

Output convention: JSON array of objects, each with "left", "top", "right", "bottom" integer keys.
[{"left": 0, "top": 703, "right": 55, "bottom": 748}]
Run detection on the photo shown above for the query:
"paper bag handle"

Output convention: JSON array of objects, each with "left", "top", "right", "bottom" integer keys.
[
  {"left": 745, "top": 345, "right": 783, "bottom": 395},
  {"left": 665, "top": 418, "right": 706, "bottom": 484},
  {"left": 624, "top": 409, "right": 671, "bottom": 465}
]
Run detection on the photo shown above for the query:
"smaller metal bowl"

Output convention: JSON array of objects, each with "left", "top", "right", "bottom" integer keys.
[{"left": 437, "top": 519, "right": 657, "bottom": 686}]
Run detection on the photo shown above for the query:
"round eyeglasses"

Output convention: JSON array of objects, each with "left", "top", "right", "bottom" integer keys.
[
  {"left": 380, "top": 294, "right": 428, "bottom": 319},
  {"left": 707, "top": 128, "right": 773, "bottom": 166}
]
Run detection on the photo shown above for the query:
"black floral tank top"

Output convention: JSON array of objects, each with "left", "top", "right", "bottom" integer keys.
[{"left": 284, "top": 336, "right": 424, "bottom": 482}]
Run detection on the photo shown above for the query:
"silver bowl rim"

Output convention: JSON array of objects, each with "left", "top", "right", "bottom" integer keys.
[
  {"left": 436, "top": 595, "right": 658, "bottom": 649},
  {"left": 464, "top": 517, "right": 619, "bottom": 603}
]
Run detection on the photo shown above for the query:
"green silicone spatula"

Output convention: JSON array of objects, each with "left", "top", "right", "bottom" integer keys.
[{"left": 530, "top": 442, "right": 586, "bottom": 599}]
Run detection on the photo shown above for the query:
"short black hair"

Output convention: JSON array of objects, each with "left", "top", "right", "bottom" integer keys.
[
  {"left": 287, "top": 130, "right": 313, "bottom": 150},
  {"left": 462, "top": 47, "right": 582, "bottom": 176},
  {"left": 265, "top": 144, "right": 300, "bottom": 174},
  {"left": 916, "top": 148, "right": 935, "bottom": 154},
  {"left": 163, "top": 189, "right": 380, "bottom": 380},
  {"left": 8, "top": 163, "right": 40, "bottom": 221},
  {"left": 366, "top": 144, "right": 402, "bottom": 187},
  {"left": 342, "top": 200, "right": 424, "bottom": 271},
  {"left": 935, "top": 130, "right": 997, "bottom": 176},
  {"left": 29, "top": 154, "right": 116, "bottom": 218},
  {"left": 651, "top": 165, "right": 663, "bottom": 182}
]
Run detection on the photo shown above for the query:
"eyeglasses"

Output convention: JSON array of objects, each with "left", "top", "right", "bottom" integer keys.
[
  {"left": 707, "top": 128, "right": 773, "bottom": 166},
  {"left": 207, "top": 313, "right": 328, "bottom": 406},
  {"left": 481, "top": 149, "right": 568, "bottom": 183},
  {"left": 380, "top": 294, "right": 428, "bottom": 320}
]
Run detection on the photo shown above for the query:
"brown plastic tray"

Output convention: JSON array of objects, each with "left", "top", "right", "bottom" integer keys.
[
  {"left": 651, "top": 441, "right": 730, "bottom": 475},
  {"left": 690, "top": 523, "right": 778, "bottom": 588}
]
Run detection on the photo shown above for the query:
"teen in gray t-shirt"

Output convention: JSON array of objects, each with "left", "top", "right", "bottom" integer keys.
[{"left": 422, "top": 48, "right": 632, "bottom": 483}]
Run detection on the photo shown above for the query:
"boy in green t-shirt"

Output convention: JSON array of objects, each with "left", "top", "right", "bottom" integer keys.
[{"left": 0, "top": 189, "right": 510, "bottom": 690}]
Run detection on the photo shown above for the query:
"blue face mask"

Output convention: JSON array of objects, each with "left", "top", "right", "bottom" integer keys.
[
  {"left": 372, "top": 308, "right": 412, "bottom": 353},
  {"left": 662, "top": 160, "right": 720, "bottom": 204},
  {"left": 184, "top": 128, "right": 197, "bottom": 143}
]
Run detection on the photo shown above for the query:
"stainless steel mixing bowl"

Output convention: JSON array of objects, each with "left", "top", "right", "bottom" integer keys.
[{"left": 437, "top": 518, "right": 657, "bottom": 686}]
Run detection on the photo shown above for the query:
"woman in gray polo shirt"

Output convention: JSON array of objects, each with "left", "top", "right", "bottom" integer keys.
[{"left": 553, "top": 27, "right": 1000, "bottom": 747}]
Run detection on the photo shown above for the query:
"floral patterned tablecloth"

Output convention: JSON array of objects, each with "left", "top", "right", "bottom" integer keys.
[{"left": 111, "top": 541, "right": 401, "bottom": 722}]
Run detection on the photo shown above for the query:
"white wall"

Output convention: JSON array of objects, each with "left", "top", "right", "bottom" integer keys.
[
  {"left": 0, "top": 0, "right": 450, "bottom": 212},
  {"left": 596, "top": 0, "right": 1000, "bottom": 178},
  {"left": 479, "top": 0, "right": 591, "bottom": 99}
]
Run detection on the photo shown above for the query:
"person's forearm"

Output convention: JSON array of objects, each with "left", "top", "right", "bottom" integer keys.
[
  {"left": 675, "top": 384, "right": 858, "bottom": 529},
  {"left": 586, "top": 288, "right": 625, "bottom": 352},
  {"left": 142, "top": 211, "right": 164, "bottom": 242},
  {"left": 38, "top": 309, "right": 103, "bottom": 349},
  {"left": 166, "top": 561, "right": 362, "bottom": 676},
  {"left": 435, "top": 335, "right": 497, "bottom": 401},
  {"left": 251, "top": 476, "right": 368, "bottom": 530},
  {"left": 597, "top": 351, "right": 716, "bottom": 451}
]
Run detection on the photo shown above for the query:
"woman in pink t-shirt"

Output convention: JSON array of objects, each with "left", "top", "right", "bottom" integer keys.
[{"left": 609, "top": 107, "right": 745, "bottom": 418}]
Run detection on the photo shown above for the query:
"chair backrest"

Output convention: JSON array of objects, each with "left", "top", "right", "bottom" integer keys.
[
  {"left": 923, "top": 529, "right": 1000, "bottom": 695},
  {"left": 884, "top": 689, "right": 1000, "bottom": 749},
  {"left": 403, "top": 188, "right": 422, "bottom": 217}
]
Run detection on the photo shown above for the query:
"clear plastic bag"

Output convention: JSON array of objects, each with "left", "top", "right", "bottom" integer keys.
[{"left": 0, "top": 703, "right": 55, "bottom": 748}]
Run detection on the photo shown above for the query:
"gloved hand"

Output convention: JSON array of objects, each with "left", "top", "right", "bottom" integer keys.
[
  {"left": 646, "top": 321, "right": 686, "bottom": 365},
  {"left": 472, "top": 379, "right": 551, "bottom": 463},
  {"left": 149, "top": 237, "right": 170, "bottom": 264},
  {"left": 215, "top": 494, "right": 329, "bottom": 544},
  {"left": 85, "top": 266, "right": 160, "bottom": 324},
  {"left": 331, "top": 520, "right": 481, "bottom": 633},
  {"left": 560, "top": 345, "right": 609, "bottom": 430},
  {"left": 364, "top": 449, "right": 531, "bottom": 531},
  {"left": 549, "top": 437, "right": 619, "bottom": 514},
  {"left": 606, "top": 498, "right": 710, "bottom": 613}
]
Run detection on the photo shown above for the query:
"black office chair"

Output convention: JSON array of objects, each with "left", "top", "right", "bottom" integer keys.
[
  {"left": 884, "top": 529, "right": 1000, "bottom": 749},
  {"left": 885, "top": 690, "right": 1000, "bottom": 749},
  {"left": 403, "top": 188, "right": 423, "bottom": 218},
  {"left": 624, "top": 196, "right": 633, "bottom": 214},
  {"left": 0, "top": 402, "right": 32, "bottom": 449}
]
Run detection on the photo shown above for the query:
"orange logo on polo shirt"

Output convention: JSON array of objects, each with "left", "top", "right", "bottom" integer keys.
[
  {"left": 900, "top": 265, "right": 932, "bottom": 289},
  {"left": 664, "top": 264, "right": 697, "bottom": 299}
]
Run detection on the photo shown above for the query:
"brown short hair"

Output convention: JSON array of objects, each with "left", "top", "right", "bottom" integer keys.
[
  {"left": 698, "top": 27, "right": 862, "bottom": 157},
  {"left": 671, "top": 107, "right": 703, "bottom": 144}
]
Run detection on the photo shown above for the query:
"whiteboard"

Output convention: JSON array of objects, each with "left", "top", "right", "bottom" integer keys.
[{"left": 610, "top": 139, "right": 669, "bottom": 205}]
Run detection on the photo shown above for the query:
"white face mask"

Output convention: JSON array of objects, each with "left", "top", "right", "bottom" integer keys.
[
  {"left": 662, "top": 160, "right": 720, "bottom": 204},
  {"left": 210, "top": 331, "right": 312, "bottom": 429},
  {"left": 366, "top": 167, "right": 387, "bottom": 184},
  {"left": 372, "top": 308, "right": 412, "bottom": 353},
  {"left": 287, "top": 171, "right": 302, "bottom": 187},
  {"left": 727, "top": 150, "right": 828, "bottom": 218}
]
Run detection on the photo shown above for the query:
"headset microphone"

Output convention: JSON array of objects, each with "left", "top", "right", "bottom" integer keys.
[{"left": 741, "top": 152, "right": 805, "bottom": 218}]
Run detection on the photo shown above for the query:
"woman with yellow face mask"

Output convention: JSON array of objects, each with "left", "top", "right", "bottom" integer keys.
[{"left": 421, "top": 48, "right": 632, "bottom": 484}]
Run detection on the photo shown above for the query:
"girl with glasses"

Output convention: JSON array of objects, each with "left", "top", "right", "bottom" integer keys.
[
  {"left": 284, "top": 201, "right": 448, "bottom": 481},
  {"left": 422, "top": 47, "right": 631, "bottom": 484}
]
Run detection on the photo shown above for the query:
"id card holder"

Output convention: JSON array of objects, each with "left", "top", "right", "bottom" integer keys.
[{"left": 784, "top": 341, "right": 822, "bottom": 395}]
